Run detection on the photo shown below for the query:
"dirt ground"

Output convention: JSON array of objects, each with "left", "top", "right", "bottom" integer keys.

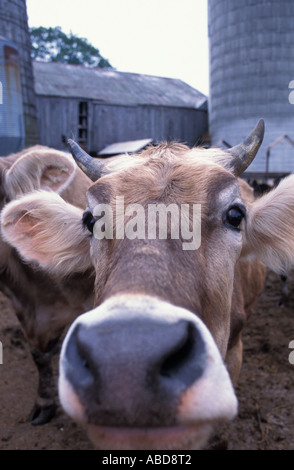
[{"left": 0, "top": 269, "right": 294, "bottom": 450}]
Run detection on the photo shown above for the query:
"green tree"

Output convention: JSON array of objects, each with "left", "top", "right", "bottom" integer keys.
[{"left": 30, "top": 26, "right": 113, "bottom": 68}]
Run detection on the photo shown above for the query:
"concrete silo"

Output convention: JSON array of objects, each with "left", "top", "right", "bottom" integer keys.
[
  {"left": 0, "top": 0, "right": 38, "bottom": 151},
  {"left": 208, "top": 0, "right": 294, "bottom": 176}
]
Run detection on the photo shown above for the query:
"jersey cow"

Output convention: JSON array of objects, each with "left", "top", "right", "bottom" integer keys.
[
  {"left": 2, "top": 120, "right": 294, "bottom": 449},
  {"left": 0, "top": 146, "right": 94, "bottom": 424}
]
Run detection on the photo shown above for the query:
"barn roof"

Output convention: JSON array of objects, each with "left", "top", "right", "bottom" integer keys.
[{"left": 33, "top": 61, "right": 207, "bottom": 110}]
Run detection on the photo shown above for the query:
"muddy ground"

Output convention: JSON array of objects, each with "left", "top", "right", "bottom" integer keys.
[{"left": 0, "top": 269, "right": 293, "bottom": 450}]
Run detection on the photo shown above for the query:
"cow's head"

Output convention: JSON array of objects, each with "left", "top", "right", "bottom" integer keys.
[{"left": 2, "top": 121, "right": 294, "bottom": 449}]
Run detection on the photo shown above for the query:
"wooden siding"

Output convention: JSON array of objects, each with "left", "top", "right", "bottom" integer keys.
[
  {"left": 36, "top": 96, "right": 79, "bottom": 149},
  {"left": 36, "top": 95, "right": 208, "bottom": 153}
]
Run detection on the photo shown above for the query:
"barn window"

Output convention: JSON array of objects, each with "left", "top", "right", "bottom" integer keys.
[{"left": 78, "top": 101, "right": 88, "bottom": 145}]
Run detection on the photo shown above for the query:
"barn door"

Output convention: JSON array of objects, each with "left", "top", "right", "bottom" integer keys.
[{"left": 78, "top": 101, "right": 89, "bottom": 152}]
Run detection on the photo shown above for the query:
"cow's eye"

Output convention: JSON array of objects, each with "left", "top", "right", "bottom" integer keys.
[
  {"left": 82, "top": 211, "right": 95, "bottom": 234},
  {"left": 225, "top": 205, "right": 245, "bottom": 230}
]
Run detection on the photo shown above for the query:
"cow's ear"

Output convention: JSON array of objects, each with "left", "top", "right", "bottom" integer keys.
[
  {"left": 1, "top": 191, "right": 93, "bottom": 277},
  {"left": 4, "top": 147, "right": 76, "bottom": 199},
  {"left": 242, "top": 174, "right": 294, "bottom": 273}
]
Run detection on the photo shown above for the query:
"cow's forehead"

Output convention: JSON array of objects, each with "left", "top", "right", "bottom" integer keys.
[
  {"left": 86, "top": 147, "right": 240, "bottom": 208},
  {"left": 214, "top": 179, "right": 243, "bottom": 205},
  {"left": 87, "top": 172, "right": 241, "bottom": 214}
]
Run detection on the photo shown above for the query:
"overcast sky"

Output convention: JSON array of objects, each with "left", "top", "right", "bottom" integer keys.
[{"left": 26, "top": 0, "right": 209, "bottom": 95}]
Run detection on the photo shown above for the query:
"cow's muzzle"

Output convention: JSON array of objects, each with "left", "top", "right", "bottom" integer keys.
[{"left": 59, "top": 295, "right": 237, "bottom": 449}]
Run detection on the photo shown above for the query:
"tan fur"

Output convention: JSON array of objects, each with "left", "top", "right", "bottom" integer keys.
[
  {"left": 4, "top": 146, "right": 76, "bottom": 198},
  {"left": 1, "top": 191, "right": 93, "bottom": 276},
  {"left": 244, "top": 174, "right": 294, "bottom": 273},
  {"left": 85, "top": 144, "right": 267, "bottom": 365}
]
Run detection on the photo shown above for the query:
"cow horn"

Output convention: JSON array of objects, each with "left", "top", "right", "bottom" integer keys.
[
  {"left": 226, "top": 119, "right": 265, "bottom": 176},
  {"left": 67, "top": 140, "right": 103, "bottom": 181}
]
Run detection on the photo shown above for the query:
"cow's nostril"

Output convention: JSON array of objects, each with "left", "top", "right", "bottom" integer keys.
[
  {"left": 160, "top": 323, "right": 194, "bottom": 377},
  {"left": 82, "top": 358, "right": 90, "bottom": 370},
  {"left": 160, "top": 322, "right": 206, "bottom": 387},
  {"left": 64, "top": 325, "right": 97, "bottom": 390}
]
